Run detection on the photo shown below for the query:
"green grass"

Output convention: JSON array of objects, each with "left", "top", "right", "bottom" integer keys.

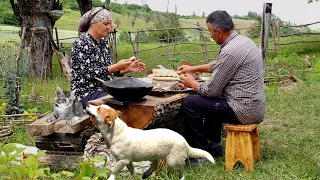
[{"left": 1, "top": 41, "right": 320, "bottom": 179}]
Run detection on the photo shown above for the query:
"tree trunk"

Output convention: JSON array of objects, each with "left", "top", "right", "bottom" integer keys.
[
  {"left": 10, "top": 0, "right": 62, "bottom": 79},
  {"left": 76, "top": 0, "right": 92, "bottom": 16}
]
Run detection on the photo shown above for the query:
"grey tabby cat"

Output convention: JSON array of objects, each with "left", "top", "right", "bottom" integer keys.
[{"left": 47, "top": 87, "right": 86, "bottom": 124}]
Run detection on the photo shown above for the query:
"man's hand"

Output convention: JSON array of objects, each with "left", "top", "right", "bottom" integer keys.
[
  {"left": 179, "top": 73, "right": 199, "bottom": 90},
  {"left": 177, "top": 65, "right": 194, "bottom": 75}
]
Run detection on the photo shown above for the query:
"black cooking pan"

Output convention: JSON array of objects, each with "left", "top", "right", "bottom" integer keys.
[{"left": 95, "top": 77, "right": 154, "bottom": 101}]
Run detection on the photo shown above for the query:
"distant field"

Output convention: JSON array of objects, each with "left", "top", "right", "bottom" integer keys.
[
  {"left": 55, "top": 10, "right": 154, "bottom": 32},
  {"left": 180, "top": 18, "right": 257, "bottom": 35},
  {"left": 0, "top": 10, "right": 256, "bottom": 42},
  {"left": 0, "top": 25, "right": 20, "bottom": 41}
]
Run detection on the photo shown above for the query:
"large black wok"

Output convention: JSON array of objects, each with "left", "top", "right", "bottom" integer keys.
[{"left": 95, "top": 77, "right": 154, "bottom": 101}]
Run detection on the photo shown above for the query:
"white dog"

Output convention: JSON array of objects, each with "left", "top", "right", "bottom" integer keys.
[{"left": 86, "top": 103, "right": 215, "bottom": 180}]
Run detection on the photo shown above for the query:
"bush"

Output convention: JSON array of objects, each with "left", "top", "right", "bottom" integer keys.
[
  {"left": 118, "top": 30, "right": 131, "bottom": 43},
  {"left": 62, "top": 0, "right": 79, "bottom": 11},
  {"left": 0, "top": 11, "right": 19, "bottom": 26},
  {"left": 109, "top": 2, "right": 123, "bottom": 14},
  {"left": 148, "top": 13, "right": 184, "bottom": 43}
]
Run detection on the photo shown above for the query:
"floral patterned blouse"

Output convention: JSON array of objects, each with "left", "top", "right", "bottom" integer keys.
[{"left": 70, "top": 33, "right": 115, "bottom": 101}]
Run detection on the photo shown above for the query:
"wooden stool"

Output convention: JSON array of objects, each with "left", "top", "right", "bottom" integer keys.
[{"left": 224, "top": 123, "right": 260, "bottom": 172}]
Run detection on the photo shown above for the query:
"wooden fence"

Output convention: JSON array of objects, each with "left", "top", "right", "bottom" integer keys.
[
  {"left": 10, "top": 2, "right": 317, "bottom": 69},
  {"left": 270, "top": 20, "right": 320, "bottom": 57}
]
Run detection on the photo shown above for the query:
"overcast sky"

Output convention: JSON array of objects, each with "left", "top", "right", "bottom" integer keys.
[{"left": 112, "top": 0, "right": 320, "bottom": 29}]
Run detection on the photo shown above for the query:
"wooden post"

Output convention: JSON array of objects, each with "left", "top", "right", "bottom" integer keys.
[
  {"left": 129, "top": 31, "right": 137, "bottom": 58},
  {"left": 55, "top": 28, "right": 59, "bottom": 49},
  {"left": 276, "top": 20, "right": 280, "bottom": 57},
  {"left": 272, "top": 20, "right": 280, "bottom": 57},
  {"left": 259, "top": 3, "right": 272, "bottom": 67},
  {"left": 198, "top": 22, "right": 208, "bottom": 63},
  {"left": 136, "top": 29, "right": 140, "bottom": 59},
  {"left": 113, "top": 29, "right": 118, "bottom": 62}
]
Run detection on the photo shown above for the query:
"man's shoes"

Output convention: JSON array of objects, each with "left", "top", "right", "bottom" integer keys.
[
  {"left": 206, "top": 142, "right": 224, "bottom": 158},
  {"left": 185, "top": 158, "right": 209, "bottom": 167}
]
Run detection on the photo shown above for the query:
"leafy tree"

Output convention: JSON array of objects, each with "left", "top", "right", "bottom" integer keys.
[
  {"left": 202, "top": 12, "right": 206, "bottom": 18},
  {"left": 119, "top": 30, "right": 131, "bottom": 43},
  {"left": 114, "top": 17, "right": 121, "bottom": 28},
  {"left": 148, "top": 13, "right": 184, "bottom": 43},
  {"left": 144, "top": 14, "right": 152, "bottom": 24},
  {"left": 131, "top": 18, "right": 136, "bottom": 27}
]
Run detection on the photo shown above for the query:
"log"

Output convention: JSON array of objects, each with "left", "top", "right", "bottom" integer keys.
[
  {"left": 25, "top": 113, "right": 55, "bottom": 136},
  {"left": 90, "top": 93, "right": 188, "bottom": 129},
  {"left": 35, "top": 132, "right": 85, "bottom": 152},
  {"left": 40, "top": 152, "right": 82, "bottom": 171},
  {"left": 54, "top": 115, "right": 91, "bottom": 134}
]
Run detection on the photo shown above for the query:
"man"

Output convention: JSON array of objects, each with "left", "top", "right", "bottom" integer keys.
[{"left": 178, "top": 10, "right": 265, "bottom": 166}]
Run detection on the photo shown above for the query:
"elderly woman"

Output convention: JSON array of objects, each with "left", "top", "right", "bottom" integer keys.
[{"left": 71, "top": 7, "right": 145, "bottom": 108}]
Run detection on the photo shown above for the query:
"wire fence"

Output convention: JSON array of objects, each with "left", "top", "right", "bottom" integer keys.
[{"left": 1, "top": 15, "right": 319, "bottom": 71}]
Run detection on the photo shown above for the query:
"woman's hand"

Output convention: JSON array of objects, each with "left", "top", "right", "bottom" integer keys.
[
  {"left": 177, "top": 65, "right": 194, "bottom": 75},
  {"left": 126, "top": 60, "right": 145, "bottom": 73},
  {"left": 116, "top": 59, "right": 132, "bottom": 70}
]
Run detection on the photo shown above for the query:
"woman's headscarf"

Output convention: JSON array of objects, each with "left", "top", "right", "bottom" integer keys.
[{"left": 78, "top": 7, "right": 113, "bottom": 33}]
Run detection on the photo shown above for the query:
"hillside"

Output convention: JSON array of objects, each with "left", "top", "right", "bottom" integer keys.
[{"left": 55, "top": 9, "right": 256, "bottom": 33}]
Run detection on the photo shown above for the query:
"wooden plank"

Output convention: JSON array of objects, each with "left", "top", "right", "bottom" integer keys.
[
  {"left": 25, "top": 113, "right": 55, "bottom": 136},
  {"left": 54, "top": 115, "right": 90, "bottom": 134},
  {"left": 224, "top": 124, "right": 258, "bottom": 132}
]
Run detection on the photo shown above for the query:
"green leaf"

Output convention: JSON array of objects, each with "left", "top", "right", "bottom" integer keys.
[
  {"left": 0, "top": 154, "right": 7, "bottom": 164},
  {"left": 92, "top": 156, "right": 106, "bottom": 163},
  {"left": 36, "top": 167, "right": 50, "bottom": 177},
  {"left": 0, "top": 164, "right": 5, "bottom": 173},
  {"left": 27, "top": 169, "right": 36, "bottom": 179},
  {"left": 3, "top": 143, "right": 16, "bottom": 156},
  {"left": 14, "top": 165, "right": 28, "bottom": 176},
  {"left": 95, "top": 168, "right": 109, "bottom": 178},
  {"left": 50, "top": 173, "right": 62, "bottom": 179},
  {"left": 25, "top": 156, "right": 38, "bottom": 171},
  {"left": 79, "top": 162, "right": 93, "bottom": 178},
  {"left": 35, "top": 150, "right": 47, "bottom": 159},
  {"left": 82, "top": 177, "right": 92, "bottom": 180},
  {"left": 61, "top": 170, "right": 75, "bottom": 177}
]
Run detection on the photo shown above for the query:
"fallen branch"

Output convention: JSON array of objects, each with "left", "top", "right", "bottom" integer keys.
[
  {"left": 0, "top": 128, "right": 11, "bottom": 135},
  {"left": 0, "top": 131, "right": 12, "bottom": 138},
  {"left": 53, "top": 50, "right": 72, "bottom": 80},
  {"left": 0, "top": 113, "right": 39, "bottom": 118}
]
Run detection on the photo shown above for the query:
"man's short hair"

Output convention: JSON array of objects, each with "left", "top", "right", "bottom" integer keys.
[{"left": 206, "top": 11, "right": 234, "bottom": 32}]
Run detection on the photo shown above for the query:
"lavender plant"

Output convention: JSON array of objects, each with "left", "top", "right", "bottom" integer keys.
[{"left": 0, "top": 42, "right": 30, "bottom": 115}]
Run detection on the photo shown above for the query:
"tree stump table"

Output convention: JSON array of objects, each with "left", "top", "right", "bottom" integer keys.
[{"left": 89, "top": 93, "right": 188, "bottom": 129}]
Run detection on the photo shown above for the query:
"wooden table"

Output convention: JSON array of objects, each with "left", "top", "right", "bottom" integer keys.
[{"left": 89, "top": 93, "right": 189, "bottom": 129}]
